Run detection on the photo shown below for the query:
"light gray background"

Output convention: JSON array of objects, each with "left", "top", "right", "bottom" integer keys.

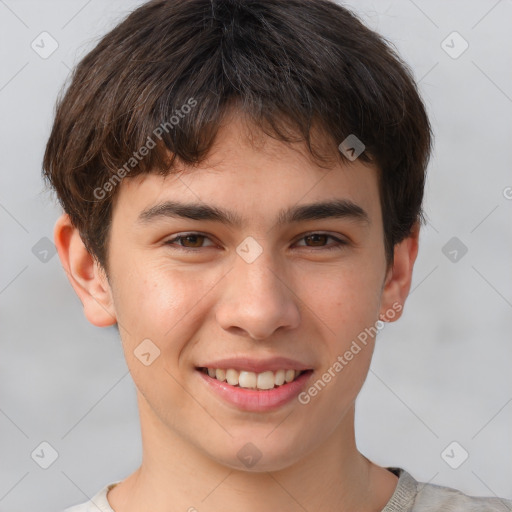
[{"left": 1, "top": 1, "right": 511, "bottom": 511}]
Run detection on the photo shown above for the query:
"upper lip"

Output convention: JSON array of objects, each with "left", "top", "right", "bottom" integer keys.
[{"left": 196, "top": 357, "right": 313, "bottom": 373}]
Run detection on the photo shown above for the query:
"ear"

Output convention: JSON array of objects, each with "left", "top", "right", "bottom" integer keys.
[
  {"left": 53, "top": 213, "right": 117, "bottom": 327},
  {"left": 379, "top": 222, "right": 420, "bottom": 322}
]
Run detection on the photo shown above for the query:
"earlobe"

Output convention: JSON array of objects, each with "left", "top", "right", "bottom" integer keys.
[
  {"left": 53, "top": 213, "right": 117, "bottom": 327},
  {"left": 379, "top": 222, "right": 420, "bottom": 322}
]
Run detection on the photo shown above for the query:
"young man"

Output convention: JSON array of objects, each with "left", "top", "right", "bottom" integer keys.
[{"left": 43, "top": 0, "right": 511, "bottom": 511}]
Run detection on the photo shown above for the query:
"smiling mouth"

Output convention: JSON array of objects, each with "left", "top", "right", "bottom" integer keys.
[{"left": 197, "top": 367, "right": 312, "bottom": 391}]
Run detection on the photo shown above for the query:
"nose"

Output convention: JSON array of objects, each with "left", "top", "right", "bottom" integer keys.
[{"left": 215, "top": 248, "right": 301, "bottom": 340}]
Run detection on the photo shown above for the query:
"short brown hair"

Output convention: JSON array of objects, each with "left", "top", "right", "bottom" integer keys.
[{"left": 43, "top": 0, "right": 432, "bottom": 274}]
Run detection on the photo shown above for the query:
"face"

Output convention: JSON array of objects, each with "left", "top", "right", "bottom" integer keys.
[{"left": 65, "top": 114, "right": 414, "bottom": 472}]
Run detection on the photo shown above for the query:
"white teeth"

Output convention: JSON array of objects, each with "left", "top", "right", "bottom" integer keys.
[
  {"left": 226, "top": 369, "right": 239, "bottom": 386},
  {"left": 202, "top": 367, "right": 305, "bottom": 390},
  {"left": 285, "top": 369, "right": 295, "bottom": 383},
  {"left": 238, "top": 371, "right": 257, "bottom": 389},
  {"left": 274, "top": 369, "right": 285, "bottom": 386},
  {"left": 215, "top": 368, "right": 226, "bottom": 382},
  {"left": 256, "top": 371, "right": 275, "bottom": 390}
]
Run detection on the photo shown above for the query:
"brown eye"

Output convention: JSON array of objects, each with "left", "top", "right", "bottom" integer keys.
[
  {"left": 295, "top": 233, "right": 347, "bottom": 251},
  {"left": 304, "top": 234, "right": 329, "bottom": 247},
  {"left": 164, "top": 233, "right": 215, "bottom": 252},
  {"left": 179, "top": 234, "right": 206, "bottom": 248}
]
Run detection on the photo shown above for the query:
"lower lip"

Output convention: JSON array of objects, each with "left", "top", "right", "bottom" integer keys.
[{"left": 196, "top": 369, "right": 313, "bottom": 412}]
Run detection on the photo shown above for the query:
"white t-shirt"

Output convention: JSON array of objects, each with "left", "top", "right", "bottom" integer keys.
[{"left": 63, "top": 467, "right": 512, "bottom": 512}]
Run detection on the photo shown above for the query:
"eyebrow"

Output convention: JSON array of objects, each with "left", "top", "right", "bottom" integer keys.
[{"left": 136, "top": 198, "right": 370, "bottom": 228}]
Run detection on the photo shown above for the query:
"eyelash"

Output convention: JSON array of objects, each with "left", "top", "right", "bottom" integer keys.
[{"left": 163, "top": 232, "right": 348, "bottom": 253}]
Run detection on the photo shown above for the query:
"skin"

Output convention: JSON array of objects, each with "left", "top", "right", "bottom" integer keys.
[{"left": 54, "top": 112, "right": 419, "bottom": 512}]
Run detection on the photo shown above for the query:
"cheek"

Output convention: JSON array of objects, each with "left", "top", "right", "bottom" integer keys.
[
  {"left": 114, "top": 264, "right": 214, "bottom": 340},
  {"left": 296, "top": 259, "right": 383, "bottom": 332},
  {"left": 111, "top": 264, "right": 216, "bottom": 409},
  {"left": 295, "top": 260, "right": 383, "bottom": 390},
  {"left": 295, "top": 268, "right": 381, "bottom": 415}
]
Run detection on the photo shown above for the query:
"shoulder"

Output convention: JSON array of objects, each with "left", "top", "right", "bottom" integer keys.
[
  {"left": 413, "top": 479, "right": 512, "bottom": 512},
  {"left": 387, "top": 467, "right": 512, "bottom": 512},
  {"left": 61, "top": 482, "right": 119, "bottom": 512}
]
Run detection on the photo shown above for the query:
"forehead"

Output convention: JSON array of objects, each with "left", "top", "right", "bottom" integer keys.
[{"left": 112, "top": 114, "right": 381, "bottom": 228}]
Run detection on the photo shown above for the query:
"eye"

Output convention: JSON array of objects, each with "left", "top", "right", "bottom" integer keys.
[
  {"left": 164, "top": 233, "right": 215, "bottom": 252},
  {"left": 294, "top": 233, "right": 347, "bottom": 251},
  {"left": 164, "top": 232, "right": 347, "bottom": 253}
]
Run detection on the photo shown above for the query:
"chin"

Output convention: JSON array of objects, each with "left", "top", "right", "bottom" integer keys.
[{"left": 204, "top": 432, "right": 312, "bottom": 473}]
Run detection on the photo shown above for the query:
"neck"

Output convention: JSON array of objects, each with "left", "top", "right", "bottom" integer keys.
[{"left": 107, "top": 393, "right": 397, "bottom": 512}]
